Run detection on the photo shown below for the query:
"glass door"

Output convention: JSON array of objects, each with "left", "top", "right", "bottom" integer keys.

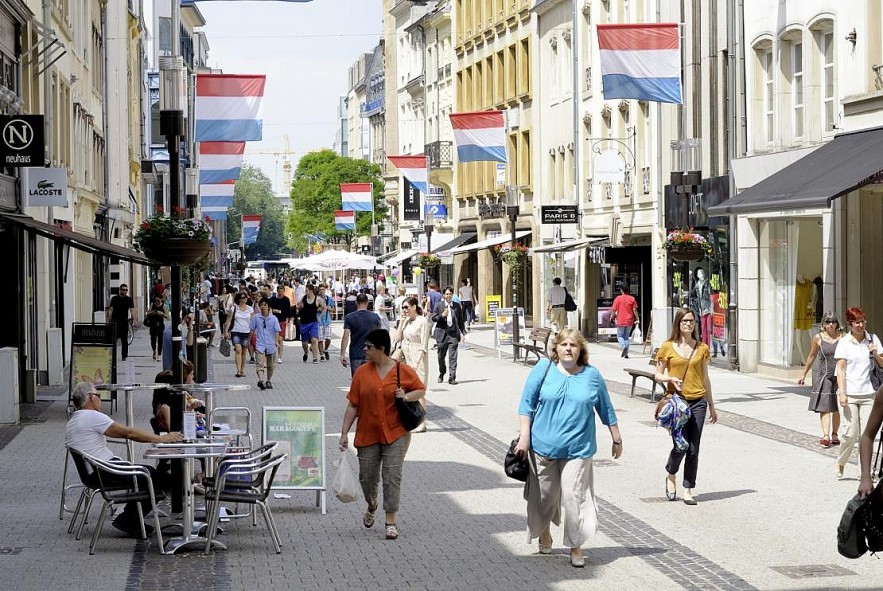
[{"left": 759, "top": 220, "right": 798, "bottom": 366}]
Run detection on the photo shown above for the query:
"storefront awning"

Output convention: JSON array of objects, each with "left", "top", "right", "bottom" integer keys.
[
  {"left": 708, "top": 126, "right": 883, "bottom": 216},
  {"left": 530, "top": 237, "right": 608, "bottom": 254},
  {"left": 450, "top": 230, "right": 532, "bottom": 254},
  {"left": 375, "top": 250, "right": 401, "bottom": 263},
  {"left": 0, "top": 213, "right": 157, "bottom": 266},
  {"left": 384, "top": 249, "right": 419, "bottom": 267},
  {"left": 431, "top": 232, "right": 476, "bottom": 255}
]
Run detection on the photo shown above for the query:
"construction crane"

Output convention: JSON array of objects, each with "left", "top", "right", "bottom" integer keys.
[{"left": 281, "top": 134, "right": 292, "bottom": 194}]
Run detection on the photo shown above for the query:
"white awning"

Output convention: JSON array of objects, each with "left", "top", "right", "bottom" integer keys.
[
  {"left": 385, "top": 249, "right": 419, "bottom": 266},
  {"left": 450, "top": 230, "right": 532, "bottom": 254},
  {"left": 530, "top": 237, "right": 608, "bottom": 254}
]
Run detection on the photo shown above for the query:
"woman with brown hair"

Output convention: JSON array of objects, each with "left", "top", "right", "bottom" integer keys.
[
  {"left": 654, "top": 307, "right": 717, "bottom": 505},
  {"left": 514, "top": 328, "right": 622, "bottom": 567},
  {"left": 797, "top": 311, "right": 842, "bottom": 447},
  {"left": 834, "top": 306, "right": 883, "bottom": 478}
]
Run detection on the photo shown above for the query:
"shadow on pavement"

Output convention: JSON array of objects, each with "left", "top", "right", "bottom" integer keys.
[{"left": 694, "top": 489, "right": 757, "bottom": 503}]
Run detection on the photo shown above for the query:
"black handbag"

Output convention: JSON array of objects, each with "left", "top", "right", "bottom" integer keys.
[
  {"left": 838, "top": 494, "right": 869, "bottom": 559},
  {"left": 504, "top": 438, "right": 529, "bottom": 482},
  {"left": 563, "top": 288, "right": 577, "bottom": 312},
  {"left": 870, "top": 335, "right": 883, "bottom": 390},
  {"left": 393, "top": 362, "right": 425, "bottom": 431}
]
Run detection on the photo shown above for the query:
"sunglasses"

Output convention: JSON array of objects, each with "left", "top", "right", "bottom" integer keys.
[
  {"left": 401, "top": 305, "right": 410, "bottom": 310},
  {"left": 823, "top": 320, "right": 837, "bottom": 325}
]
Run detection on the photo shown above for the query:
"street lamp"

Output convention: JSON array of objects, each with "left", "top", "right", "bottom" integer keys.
[{"left": 507, "top": 186, "right": 521, "bottom": 359}]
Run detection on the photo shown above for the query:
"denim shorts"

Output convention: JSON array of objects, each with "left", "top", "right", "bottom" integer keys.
[{"left": 231, "top": 332, "right": 250, "bottom": 346}]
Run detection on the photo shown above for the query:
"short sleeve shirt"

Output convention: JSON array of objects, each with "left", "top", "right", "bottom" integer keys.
[
  {"left": 343, "top": 310, "right": 382, "bottom": 358},
  {"left": 835, "top": 333, "right": 883, "bottom": 396},
  {"left": 347, "top": 361, "right": 425, "bottom": 447},
  {"left": 65, "top": 409, "right": 114, "bottom": 461},
  {"left": 611, "top": 294, "right": 638, "bottom": 327},
  {"left": 108, "top": 295, "right": 134, "bottom": 323},
  {"left": 656, "top": 341, "right": 711, "bottom": 400}
]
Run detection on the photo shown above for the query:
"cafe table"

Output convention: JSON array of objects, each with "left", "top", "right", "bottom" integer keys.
[
  {"left": 144, "top": 441, "right": 229, "bottom": 554},
  {"left": 95, "top": 383, "right": 167, "bottom": 462}
]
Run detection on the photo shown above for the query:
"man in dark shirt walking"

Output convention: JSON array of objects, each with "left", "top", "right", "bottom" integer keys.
[
  {"left": 339, "top": 294, "right": 381, "bottom": 376},
  {"left": 107, "top": 284, "right": 136, "bottom": 360},
  {"left": 268, "top": 285, "right": 292, "bottom": 363}
]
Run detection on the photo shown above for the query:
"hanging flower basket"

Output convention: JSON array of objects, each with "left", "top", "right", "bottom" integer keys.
[
  {"left": 417, "top": 253, "right": 440, "bottom": 268},
  {"left": 664, "top": 228, "right": 712, "bottom": 262},
  {"left": 140, "top": 237, "right": 212, "bottom": 266},
  {"left": 494, "top": 242, "right": 529, "bottom": 274}
]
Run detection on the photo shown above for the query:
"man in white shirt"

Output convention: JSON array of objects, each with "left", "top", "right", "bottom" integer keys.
[
  {"left": 546, "top": 277, "right": 567, "bottom": 330},
  {"left": 65, "top": 382, "right": 183, "bottom": 537}
]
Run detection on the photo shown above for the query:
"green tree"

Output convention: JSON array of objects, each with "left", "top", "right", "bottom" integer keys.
[
  {"left": 226, "top": 164, "right": 287, "bottom": 259},
  {"left": 287, "top": 149, "right": 387, "bottom": 254}
]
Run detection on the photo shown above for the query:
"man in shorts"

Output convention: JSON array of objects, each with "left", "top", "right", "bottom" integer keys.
[{"left": 317, "top": 284, "right": 335, "bottom": 360}]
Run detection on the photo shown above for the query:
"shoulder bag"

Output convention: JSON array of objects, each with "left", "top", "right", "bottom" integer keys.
[
  {"left": 394, "top": 361, "right": 425, "bottom": 431},
  {"left": 869, "top": 334, "right": 883, "bottom": 390},
  {"left": 563, "top": 288, "right": 577, "bottom": 312},
  {"left": 654, "top": 341, "right": 698, "bottom": 420},
  {"left": 504, "top": 360, "right": 554, "bottom": 482}
]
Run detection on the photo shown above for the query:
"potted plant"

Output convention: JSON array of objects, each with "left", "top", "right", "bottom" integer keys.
[
  {"left": 417, "top": 252, "right": 440, "bottom": 269},
  {"left": 494, "top": 242, "right": 529, "bottom": 273},
  {"left": 664, "top": 228, "right": 712, "bottom": 262},
  {"left": 134, "top": 208, "right": 213, "bottom": 266}
]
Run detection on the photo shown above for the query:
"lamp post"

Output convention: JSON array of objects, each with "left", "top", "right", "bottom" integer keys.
[{"left": 506, "top": 186, "right": 521, "bottom": 360}]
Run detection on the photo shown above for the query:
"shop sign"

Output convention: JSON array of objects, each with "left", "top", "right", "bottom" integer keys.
[
  {"left": 496, "top": 163, "right": 506, "bottom": 185},
  {"left": 594, "top": 149, "right": 625, "bottom": 184},
  {"left": 0, "top": 115, "right": 44, "bottom": 167},
  {"left": 478, "top": 200, "right": 506, "bottom": 219},
  {"left": 540, "top": 205, "right": 578, "bottom": 224},
  {"left": 23, "top": 167, "right": 67, "bottom": 207},
  {"left": 425, "top": 187, "right": 447, "bottom": 221},
  {"left": 402, "top": 178, "right": 421, "bottom": 221}
]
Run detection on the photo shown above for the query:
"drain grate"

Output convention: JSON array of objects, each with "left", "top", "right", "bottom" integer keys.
[{"left": 770, "top": 565, "right": 856, "bottom": 579}]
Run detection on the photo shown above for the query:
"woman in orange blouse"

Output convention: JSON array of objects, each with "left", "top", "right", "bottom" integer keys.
[
  {"left": 339, "top": 328, "right": 426, "bottom": 540},
  {"left": 654, "top": 307, "right": 718, "bottom": 505}
]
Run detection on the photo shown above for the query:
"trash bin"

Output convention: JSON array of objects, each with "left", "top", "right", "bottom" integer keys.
[{"left": 187, "top": 337, "right": 208, "bottom": 383}]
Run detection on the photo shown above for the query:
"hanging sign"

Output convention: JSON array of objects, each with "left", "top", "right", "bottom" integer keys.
[
  {"left": 23, "top": 167, "right": 67, "bottom": 207},
  {"left": 0, "top": 115, "right": 44, "bottom": 167},
  {"left": 594, "top": 149, "right": 625, "bottom": 184},
  {"left": 540, "top": 205, "right": 578, "bottom": 224},
  {"left": 402, "top": 178, "right": 421, "bottom": 221}
]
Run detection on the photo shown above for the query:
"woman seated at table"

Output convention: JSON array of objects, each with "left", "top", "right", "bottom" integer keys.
[{"left": 152, "top": 362, "right": 204, "bottom": 433}]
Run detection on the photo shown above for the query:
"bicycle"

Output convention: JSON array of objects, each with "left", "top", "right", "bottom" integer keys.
[{"left": 127, "top": 318, "right": 135, "bottom": 346}]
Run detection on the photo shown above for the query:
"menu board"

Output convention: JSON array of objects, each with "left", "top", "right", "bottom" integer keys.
[{"left": 262, "top": 407, "right": 326, "bottom": 491}]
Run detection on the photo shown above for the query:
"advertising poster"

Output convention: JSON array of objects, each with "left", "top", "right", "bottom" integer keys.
[
  {"left": 262, "top": 407, "right": 326, "bottom": 490},
  {"left": 494, "top": 307, "right": 526, "bottom": 349},
  {"left": 70, "top": 323, "right": 117, "bottom": 403},
  {"left": 597, "top": 298, "right": 617, "bottom": 336},
  {"left": 484, "top": 295, "right": 502, "bottom": 322}
]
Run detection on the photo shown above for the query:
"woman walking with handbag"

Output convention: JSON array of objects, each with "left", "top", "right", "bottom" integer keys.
[
  {"left": 834, "top": 307, "right": 883, "bottom": 479},
  {"left": 393, "top": 297, "right": 431, "bottom": 433},
  {"left": 655, "top": 307, "right": 717, "bottom": 505},
  {"left": 339, "top": 329, "right": 426, "bottom": 540},
  {"left": 797, "top": 311, "right": 842, "bottom": 447},
  {"left": 514, "top": 328, "right": 621, "bottom": 567}
]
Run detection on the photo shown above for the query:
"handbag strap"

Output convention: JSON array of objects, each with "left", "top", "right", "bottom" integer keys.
[
  {"left": 396, "top": 360, "right": 400, "bottom": 389},
  {"left": 681, "top": 342, "right": 698, "bottom": 382}
]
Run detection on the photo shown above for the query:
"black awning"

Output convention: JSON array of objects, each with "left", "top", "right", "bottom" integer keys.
[
  {"left": 708, "top": 126, "right": 883, "bottom": 216},
  {"left": 431, "top": 232, "right": 477, "bottom": 254},
  {"left": 0, "top": 213, "right": 156, "bottom": 266}
]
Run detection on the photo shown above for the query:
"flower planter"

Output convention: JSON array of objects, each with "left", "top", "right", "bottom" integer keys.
[
  {"left": 667, "top": 244, "right": 706, "bottom": 262},
  {"left": 140, "top": 238, "right": 212, "bottom": 266}
]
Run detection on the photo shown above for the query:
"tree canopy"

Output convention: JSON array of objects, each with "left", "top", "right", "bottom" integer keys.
[
  {"left": 287, "top": 149, "right": 387, "bottom": 254},
  {"left": 225, "top": 164, "right": 287, "bottom": 259}
]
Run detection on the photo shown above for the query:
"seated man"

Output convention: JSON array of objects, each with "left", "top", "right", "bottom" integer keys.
[{"left": 65, "top": 382, "right": 183, "bottom": 537}]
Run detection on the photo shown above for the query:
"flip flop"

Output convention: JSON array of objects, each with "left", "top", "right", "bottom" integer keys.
[
  {"left": 665, "top": 477, "right": 677, "bottom": 501},
  {"left": 363, "top": 504, "right": 377, "bottom": 528}
]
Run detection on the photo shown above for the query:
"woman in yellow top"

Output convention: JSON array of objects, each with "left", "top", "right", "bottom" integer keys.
[{"left": 654, "top": 307, "right": 718, "bottom": 505}]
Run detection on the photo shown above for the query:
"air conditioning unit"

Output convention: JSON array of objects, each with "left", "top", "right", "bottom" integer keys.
[{"left": 0, "top": 347, "right": 19, "bottom": 424}]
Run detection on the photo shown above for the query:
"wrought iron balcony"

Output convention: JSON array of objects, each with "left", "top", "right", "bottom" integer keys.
[{"left": 425, "top": 140, "right": 453, "bottom": 169}]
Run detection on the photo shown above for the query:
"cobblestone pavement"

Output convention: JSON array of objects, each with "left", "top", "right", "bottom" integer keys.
[{"left": 0, "top": 322, "right": 879, "bottom": 590}]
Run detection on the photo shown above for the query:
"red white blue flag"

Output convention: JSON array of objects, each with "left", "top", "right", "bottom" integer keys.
[
  {"left": 195, "top": 74, "right": 266, "bottom": 142},
  {"left": 340, "top": 183, "right": 373, "bottom": 212},
  {"left": 597, "top": 23, "right": 682, "bottom": 104},
  {"left": 449, "top": 111, "right": 507, "bottom": 163},
  {"left": 242, "top": 214, "right": 262, "bottom": 245},
  {"left": 387, "top": 156, "right": 428, "bottom": 194},
  {"left": 198, "top": 142, "right": 244, "bottom": 184},
  {"left": 335, "top": 210, "right": 356, "bottom": 231}
]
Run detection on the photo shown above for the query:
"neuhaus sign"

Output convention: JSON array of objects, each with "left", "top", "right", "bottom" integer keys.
[{"left": 0, "top": 115, "right": 44, "bottom": 167}]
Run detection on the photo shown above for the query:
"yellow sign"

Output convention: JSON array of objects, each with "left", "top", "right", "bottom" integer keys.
[{"left": 484, "top": 295, "right": 502, "bottom": 322}]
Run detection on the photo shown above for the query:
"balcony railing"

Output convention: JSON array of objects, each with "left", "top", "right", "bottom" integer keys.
[{"left": 425, "top": 140, "right": 453, "bottom": 169}]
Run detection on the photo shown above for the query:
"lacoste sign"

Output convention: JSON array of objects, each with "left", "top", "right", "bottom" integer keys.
[{"left": 23, "top": 166, "right": 67, "bottom": 207}]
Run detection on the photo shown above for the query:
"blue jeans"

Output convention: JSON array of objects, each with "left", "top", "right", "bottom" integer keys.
[{"left": 616, "top": 326, "right": 631, "bottom": 352}]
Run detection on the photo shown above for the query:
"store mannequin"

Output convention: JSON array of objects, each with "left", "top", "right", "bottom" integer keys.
[
  {"left": 794, "top": 274, "right": 814, "bottom": 362},
  {"left": 812, "top": 276, "right": 823, "bottom": 323},
  {"left": 691, "top": 268, "right": 712, "bottom": 346}
]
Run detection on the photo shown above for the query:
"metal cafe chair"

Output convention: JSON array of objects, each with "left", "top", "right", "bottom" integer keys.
[
  {"left": 203, "top": 442, "right": 278, "bottom": 524},
  {"left": 63, "top": 448, "right": 102, "bottom": 539},
  {"left": 82, "top": 453, "right": 166, "bottom": 555},
  {"left": 203, "top": 453, "right": 287, "bottom": 555},
  {"left": 208, "top": 406, "right": 253, "bottom": 450}
]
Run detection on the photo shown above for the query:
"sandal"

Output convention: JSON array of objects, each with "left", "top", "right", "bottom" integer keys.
[
  {"left": 831, "top": 433, "right": 841, "bottom": 445},
  {"left": 385, "top": 523, "right": 398, "bottom": 540},
  {"left": 665, "top": 476, "right": 677, "bottom": 501},
  {"left": 363, "top": 503, "right": 377, "bottom": 528},
  {"left": 820, "top": 437, "right": 830, "bottom": 448}
]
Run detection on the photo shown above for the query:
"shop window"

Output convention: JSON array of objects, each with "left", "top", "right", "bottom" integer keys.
[{"left": 821, "top": 31, "right": 835, "bottom": 131}]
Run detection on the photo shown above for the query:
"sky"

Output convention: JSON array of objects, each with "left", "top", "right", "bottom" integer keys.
[{"left": 195, "top": 0, "right": 383, "bottom": 195}]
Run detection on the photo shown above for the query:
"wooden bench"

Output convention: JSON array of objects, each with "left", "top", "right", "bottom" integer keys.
[
  {"left": 512, "top": 326, "right": 553, "bottom": 365},
  {"left": 624, "top": 348, "right": 665, "bottom": 401}
]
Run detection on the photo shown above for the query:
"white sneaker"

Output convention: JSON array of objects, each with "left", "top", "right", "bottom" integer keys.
[{"left": 277, "top": 358, "right": 283, "bottom": 364}]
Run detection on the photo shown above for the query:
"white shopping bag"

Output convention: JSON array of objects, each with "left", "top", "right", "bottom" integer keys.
[
  {"left": 631, "top": 326, "right": 643, "bottom": 344},
  {"left": 331, "top": 449, "right": 360, "bottom": 503}
]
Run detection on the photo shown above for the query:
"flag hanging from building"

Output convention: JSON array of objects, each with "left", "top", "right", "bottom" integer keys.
[
  {"left": 387, "top": 155, "right": 428, "bottom": 194},
  {"left": 195, "top": 74, "right": 266, "bottom": 142},
  {"left": 242, "top": 214, "right": 262, "bottom": 245},
  {"left": 203, "top": 208, "right": 228, "bottom": 222},
  {"left": 199, "top": 181, "right": 235, "bottom": 209},
  {"left": 449, "top": 111, "right": 507, "bottom": 163},
  {"left": 335, "top": 210, "right": 356, "bottom": 231},
  {"left": 198, "top": 142, "right": 244, "bottom": 184},
  {"left": 596, "top": 23, "right": 682, "bottom": 104},
  {"left": 340, "top": 183, "right": 373, "bottom": 212}
]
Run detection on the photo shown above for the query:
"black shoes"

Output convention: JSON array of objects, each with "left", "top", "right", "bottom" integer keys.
[
  {"left": 303, "top": 354, "right": 308, "bottom": 363},
  {"left": 265, "top": 381, "right": 273, "bottom": 389},
  {"left": 324, "top": 351, "right": 330, "bottom": 360},
  {"left": 448, "top": 379, "right": 458, "bottom": 385},
  {"left": 438, "top": 375, "right": 444, "bottom": 383},
  {"left": 257, "top": 381, "right": 265, "bottom": 390}
]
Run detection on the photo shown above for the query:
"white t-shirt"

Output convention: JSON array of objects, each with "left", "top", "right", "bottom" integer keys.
[
  {"left": 230, "top": 304, "right": 254, "bottom": 334},
  {"left": 548, "top": 285, "right": 567, "bottom": 306},
  {"left": 834, "top": 332, "right": 883, "bottom": 396},
  {"left": 65, "top": 409, "right": 115, "bottom": 461},
  {"left": 459, "top": 285, "right": 474, "bottom": 303}
]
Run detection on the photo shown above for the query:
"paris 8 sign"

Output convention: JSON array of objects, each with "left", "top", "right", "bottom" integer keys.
[
  {"left": 0, "top": 115, "right": 45, "bottom": 167},
  {"left": 541, "top": 205, "right": 579, "bottom": 224}
]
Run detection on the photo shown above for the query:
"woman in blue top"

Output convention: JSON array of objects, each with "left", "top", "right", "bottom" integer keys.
[{"left": 515, "top": 328, "right": 622, "bottom": 567}]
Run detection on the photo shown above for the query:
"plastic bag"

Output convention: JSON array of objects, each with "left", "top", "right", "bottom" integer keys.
[
  {"left": 332, "top": 449, "right": 360, "bottom": 503},
  {"left": 631, "top": 326, "right": 643, "bottom": 344}
]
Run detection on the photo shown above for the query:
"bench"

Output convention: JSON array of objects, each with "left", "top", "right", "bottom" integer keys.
[
  {"left": 512, "top": 326, "right": 553, "bottom": 365},
  {"left": 624, "top": 348, "right": 665, "bottom": 401}
]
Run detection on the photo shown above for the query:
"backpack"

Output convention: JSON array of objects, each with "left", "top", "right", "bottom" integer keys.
[
  {"left": 838, "top": 494, "right": 869, "bottom": 559},
  {"left": 563, "top": 288, "right": 577, "bottom": 312}
]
